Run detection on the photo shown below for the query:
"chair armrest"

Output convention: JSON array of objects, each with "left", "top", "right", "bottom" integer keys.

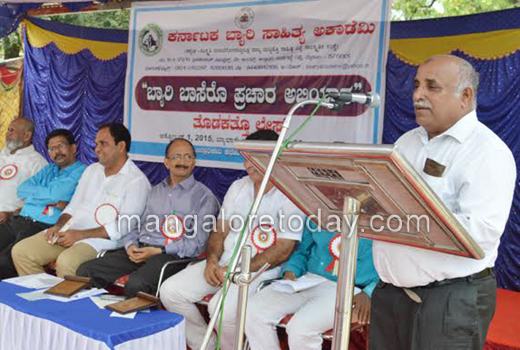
[
  {"left": 155, "top": 256, "right": 204, "bottom": 298},
  {"left": 256, "top": 277, "right": 282, "bottom": 293}
]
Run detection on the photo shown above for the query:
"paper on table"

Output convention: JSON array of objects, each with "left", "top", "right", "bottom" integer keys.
[
  {"left": 90, "top": 295, "right": 125, "bottom": 309},
  {"left": 4, "top": 273, "right": 63, "bottom": 289},
  {"left": 16, "top": 289, "right": 50, "bottom": 301},
  {"left": 110, "top": 311, "right": 137, "bottom": 319},
  {"left": 90, "top": 296, "right": 112, "bottom": 309},
  {"left": 46, "top": 288, "right": 107, "bottom": 303},
  {"left": 109, "top": 308, "right": 151, "bottom": 319},
  {"left": 18, "top": 287, "right": 106, "bottom": 303}
]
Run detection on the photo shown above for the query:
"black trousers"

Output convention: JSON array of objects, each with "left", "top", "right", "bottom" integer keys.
[
  {"left": 76, "top": 248, "right": 189, "bottom": 297},
  {"left": 370, "top": 273, "right": 497, "bottom": 350},
  {"left": 0, "top": 215, "right": 51, "bottom": 279}
]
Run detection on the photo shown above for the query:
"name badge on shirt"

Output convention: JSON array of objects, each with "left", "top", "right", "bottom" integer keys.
[
  {"left": 0, "top": 164, "right": 18, "bottom": 180},
  {"left": 423, "top": 158, "right": 446, "bottom": 177}
]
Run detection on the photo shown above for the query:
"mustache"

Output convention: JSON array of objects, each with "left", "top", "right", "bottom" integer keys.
[
  {"left": 414, "top": 100, "right": 431, "bottom": 109},
  {"left": 175, "top": 165, "right": 189, "bottom": 169},
  {"left": 54, "top": 154, "right": 65, "bottom": 159}
]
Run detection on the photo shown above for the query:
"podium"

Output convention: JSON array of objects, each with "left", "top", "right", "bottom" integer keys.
[{"left": 234, "top": 140, "right": 484, "bottom": 349}]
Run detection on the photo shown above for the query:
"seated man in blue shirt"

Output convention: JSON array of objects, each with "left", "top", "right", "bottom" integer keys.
[
  {"left": 0, "top": 129, "right": 86, "bottom": 279},
  {"left": 77, "top": 138, "right": 219, "bottom": 297},
  {"left": 245, "top": 219, "right": 379, "bottom": 350}
]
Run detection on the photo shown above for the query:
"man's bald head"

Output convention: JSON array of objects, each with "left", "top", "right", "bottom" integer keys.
[
  {"left": 423, "top": 55, "right": 479, "bottom": 109},
  {"left": 413, "top": 55, "right": 478, "bottom": 139},
  {"left": 14, "top": 117, "right": 35, "bottom": 134}
]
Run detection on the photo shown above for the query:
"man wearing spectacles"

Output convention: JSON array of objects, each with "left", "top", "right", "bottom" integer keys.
[
  {"left": 0, "top": 128, "right": 86, "bottom": 279},
  {"left": 76, "top": 138, "right": 219, "bottom": 297}
]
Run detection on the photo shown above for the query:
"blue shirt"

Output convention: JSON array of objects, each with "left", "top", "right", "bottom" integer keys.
[
  {"left": 17, "top": 161, "right": 86, "bottom": 225},
  {"left": 281, "top": 220, "right": 379, "bottom": 297}
]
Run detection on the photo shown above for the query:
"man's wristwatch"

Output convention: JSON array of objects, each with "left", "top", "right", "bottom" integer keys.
[{"left": 161, "top": 246, "right": 166, "bottom": 254}]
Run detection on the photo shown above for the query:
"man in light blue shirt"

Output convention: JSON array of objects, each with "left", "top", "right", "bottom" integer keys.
[{"left": 0, "top": 129, "right": 85, "bottom": 279}]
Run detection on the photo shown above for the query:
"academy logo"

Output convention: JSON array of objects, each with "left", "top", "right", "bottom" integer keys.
[
  {"left": 235, "top": 7, "right": 254, "bottom": 29},
  {"left": 139, "top": 23, "right": 163, "bottom": 56}
]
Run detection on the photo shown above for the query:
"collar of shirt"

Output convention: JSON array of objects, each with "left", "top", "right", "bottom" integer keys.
[
  {"left": 51, "top": 160, "right": 83, "bottom": 175},
  {"left": 1, "top": 144, "right": 37, "bottom": 158},
  {"left": 244, "top": 175, "right": 277, "bottom": 198},
  {"left": 117, "top": 158, "right": 132, "bottom": 176},
  {"left": 417, "top": 110, "right": 478, "bottom": 145},
  {"left": 101, "top": 158, "right": 132, "bottom": 179},
  {"left": 162, "top": 173, "right": 196, "bottom": 191}
]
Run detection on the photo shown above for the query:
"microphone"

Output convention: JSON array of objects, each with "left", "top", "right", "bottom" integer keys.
[{"left": 328, "top": 91, "right": 380, "bottom": 108}]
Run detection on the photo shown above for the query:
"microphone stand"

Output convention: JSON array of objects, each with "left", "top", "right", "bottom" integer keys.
[{"left": 200, "top": 99, "right": 336, "bottom": 350}]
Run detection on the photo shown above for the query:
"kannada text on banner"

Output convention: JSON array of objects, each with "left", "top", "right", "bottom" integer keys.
[{"left": 125, "top": 0, "right": 392, "bottom": 169}]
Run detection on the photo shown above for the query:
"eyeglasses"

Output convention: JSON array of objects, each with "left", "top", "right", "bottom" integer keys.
[
  {"left": 166, "top": 154, "right": 195, "bottom": 161},
  {"left": 48, "top": 143, "right": 69, "bottom": 153}
]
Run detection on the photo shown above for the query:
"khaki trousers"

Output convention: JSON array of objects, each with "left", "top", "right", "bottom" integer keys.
[{"left": 12, "top": 230, "right": 97, "bottom": 278}]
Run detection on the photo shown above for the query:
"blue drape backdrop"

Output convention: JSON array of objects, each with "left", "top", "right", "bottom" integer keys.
[{"left": 22, "top": 11, "right": 520, "bottom": 290}]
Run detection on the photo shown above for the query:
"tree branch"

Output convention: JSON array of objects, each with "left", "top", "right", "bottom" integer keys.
[{"left": 423, "top": 0, "right": 438, "bottom": 9}]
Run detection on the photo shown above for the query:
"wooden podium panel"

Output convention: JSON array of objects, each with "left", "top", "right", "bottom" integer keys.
[{"left": 235, "top": 141, "right": 484, "bottom": 259}]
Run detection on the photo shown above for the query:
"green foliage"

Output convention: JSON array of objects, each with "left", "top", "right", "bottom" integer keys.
[
  {"left": 0, "top": 2, "right": 518, "bottom": 58},
  {"left": 392, "top": 0, "right": 520, "bottom": 20},
  {"left": 0, "top": 9, "right": 130, "bottom": 59},
  {"left": 2, "top": 30, "right": 21, "bottom": 60},
  {"left": 42, "top": 9, "right": 130, "bottom": 30}
]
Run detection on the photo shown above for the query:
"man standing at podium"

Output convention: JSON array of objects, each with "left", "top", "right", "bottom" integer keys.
[{"left": 371, "top": 55, "right": 517, "bottom": 350}]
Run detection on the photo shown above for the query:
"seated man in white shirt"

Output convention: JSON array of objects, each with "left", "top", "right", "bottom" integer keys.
[
  {"left": 160, "top": 130, "right": 305, "bottom": 350},
  {"left": 371, "top": 55, "right": 517, "bottom": 350},
  {"left": 0, "top": 117, "right": 47, "bottom": 223},
  {"left": 12, "top": 123, "right": 151, "bottom": 278}
]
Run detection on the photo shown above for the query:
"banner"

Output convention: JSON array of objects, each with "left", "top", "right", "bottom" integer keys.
[
  {"left": 0, "top": 58, "right": 22, "bottom": 150},
  {"left": 125, "top": 0, "right": 392, "bottom": 169}
]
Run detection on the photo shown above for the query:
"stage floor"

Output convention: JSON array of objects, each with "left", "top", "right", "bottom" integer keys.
[{"left": 485, "top": 288, "right": 520, "bottom": 350}]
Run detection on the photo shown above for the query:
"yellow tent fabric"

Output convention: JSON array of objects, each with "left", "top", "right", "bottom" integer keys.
[
  {"left": 24, "top": 20, "right": 127, "bottom": 61},
  {"left": 390, "top": 28, "right": 520, "bottom": 65},
  {"left": 0, "top": 58, "right": 23, "bottom": 150}
]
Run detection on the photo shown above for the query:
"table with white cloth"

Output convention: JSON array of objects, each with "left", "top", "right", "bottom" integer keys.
[{"left": 0, "top": 281, "right": 186, "bottom": 350}]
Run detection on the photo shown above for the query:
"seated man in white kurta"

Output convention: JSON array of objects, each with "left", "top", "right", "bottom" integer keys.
[
  {"left": 0, "top": 117, "right": 47, "bottom": 223},
  {"left": 12, "top": 123, "right": 151, "bottom": 278}
]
